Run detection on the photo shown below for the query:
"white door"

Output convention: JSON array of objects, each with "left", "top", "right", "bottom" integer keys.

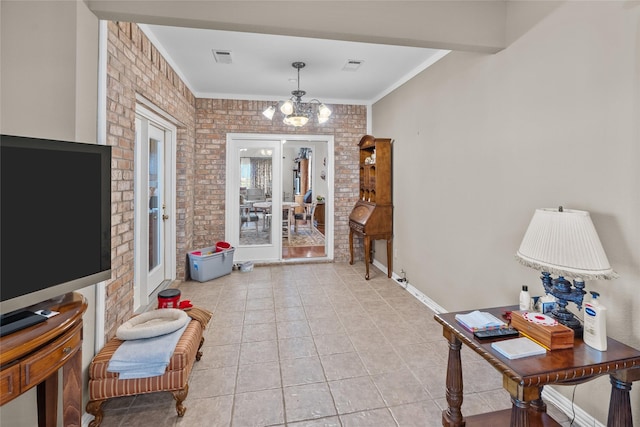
[
  {"left": 135, "top": 106, "right": 176, "bottom": 309},
  {"left": 226, "top": 137, "right": 282, "bottom": 261},
  {"left": 226, "top": 133, "right": 334, "bottom": 263}
]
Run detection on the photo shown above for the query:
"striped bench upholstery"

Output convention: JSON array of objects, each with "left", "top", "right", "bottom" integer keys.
[{"left": 86, "top": 319, "right": 204, "bottom": 427}]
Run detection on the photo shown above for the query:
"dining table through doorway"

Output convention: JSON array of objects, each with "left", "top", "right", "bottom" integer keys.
[{"left": 252, "top": 201, "right": 300, "bottom": 240}]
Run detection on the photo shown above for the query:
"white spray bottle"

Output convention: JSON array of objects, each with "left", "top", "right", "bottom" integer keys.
[{"left": 583, "top": 291, "right": 607, "bottom": 351}]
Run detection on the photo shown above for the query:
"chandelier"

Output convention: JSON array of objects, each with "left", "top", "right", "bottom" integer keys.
[{"left": 262, "top": 62, "right": 332, "bottom": 127}]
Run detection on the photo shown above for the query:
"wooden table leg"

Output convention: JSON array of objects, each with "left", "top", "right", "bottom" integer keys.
[
  {"left": 530, "top": 387, "right": 547, "bottom": 414},
  {"left": 442, "top": 331, "right": 464, "bottom": 427},
  {"left": 63, "top": 348, "right": 83, "bottom": 427},
  {"left": 364, "top": 236, "right": 371, "bottom": 280},
  {"left": 608, "top": 375, "right": 633, "bottom": 427},
  {"left": 509, "top": 397, "right": 531, "bottom": 427},
  {"left": 349, "top": 229, "right": 354, "bottom": 265},
  {"left": 386, "top": 238, "right": 392, "bottom": 278},
  {"left": 37, "top": 372, "right": 57, "bottom": 427}
]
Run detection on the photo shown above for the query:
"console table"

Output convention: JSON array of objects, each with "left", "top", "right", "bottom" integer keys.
[
  {"left": 434, "top": 305, "right": 640, "bottom": 427},
  {"left": 1, "top": 292, "right": 87, "bottom": 427}
]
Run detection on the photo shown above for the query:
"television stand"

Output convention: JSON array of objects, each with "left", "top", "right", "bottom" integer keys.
[
  {"left": 0, "top": 292, "right": 87, "bottom": 426},
  {"left": 0, "top": 310, "right": 47, "bottom": 337}
]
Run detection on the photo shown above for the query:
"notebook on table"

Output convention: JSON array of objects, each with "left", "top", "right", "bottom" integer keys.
[{"left": 491, "top": 337, "right": 547, "bottom": 359}]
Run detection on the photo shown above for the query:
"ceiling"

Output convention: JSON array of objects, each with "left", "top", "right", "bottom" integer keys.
[{"left": 140, "top": 24, "right": 449, "bottom": 105}]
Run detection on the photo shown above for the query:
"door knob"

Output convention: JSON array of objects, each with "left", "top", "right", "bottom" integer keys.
[{"left": 162, "top": 214, "right": 169, "bottom": 220}]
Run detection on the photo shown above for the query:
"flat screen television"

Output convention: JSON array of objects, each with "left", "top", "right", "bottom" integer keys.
[{"left": 0, "top": 134, "right": 112, "bottom": 318}]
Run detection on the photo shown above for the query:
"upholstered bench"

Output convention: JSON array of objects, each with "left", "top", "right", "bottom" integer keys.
[{"left": 86, "top": 313, "right": 207, "bottom": 427}]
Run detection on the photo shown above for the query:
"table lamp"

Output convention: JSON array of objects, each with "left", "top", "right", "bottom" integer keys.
[{"left": 515, "top": 207, "right": 617, "bottom": 336}]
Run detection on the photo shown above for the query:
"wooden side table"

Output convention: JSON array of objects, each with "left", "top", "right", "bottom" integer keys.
[
  {"left": 1, "top": 292, "right": 87, "bottom": 427},
  {"left": 434, "top": 305, "right": 640, "bottom": 427}
]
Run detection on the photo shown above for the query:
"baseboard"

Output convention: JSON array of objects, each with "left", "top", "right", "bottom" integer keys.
[
  {"left": 542, "top": 386, "right": 604, "bottom": 427},
  {"left": 374, "top": 259, "right": 601, "bottom": 427}
]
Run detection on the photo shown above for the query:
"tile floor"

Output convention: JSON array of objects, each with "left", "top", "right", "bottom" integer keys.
[{"left": 96, "top": 261, "right": 572, "bottom": 426}]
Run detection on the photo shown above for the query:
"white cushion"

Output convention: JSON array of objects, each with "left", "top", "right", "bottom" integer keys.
[{"left": 116, "top": 309, "right": 189, "bottom": 340}]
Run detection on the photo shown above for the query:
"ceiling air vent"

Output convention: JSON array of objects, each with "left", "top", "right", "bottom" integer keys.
[
  {"left": 212, "top": 50, "right": 232, "bottom": 64},
  {"left": 342, "top": 60, "right": 363, "bottom": 71}
]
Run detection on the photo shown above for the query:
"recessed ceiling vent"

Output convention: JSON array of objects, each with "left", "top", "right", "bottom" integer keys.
[
  {"left": 342, "top": 59, "right": 363, "bottom": 71},
  {"left": 212, "top": 50, "right": 232, "bottom": 64}
]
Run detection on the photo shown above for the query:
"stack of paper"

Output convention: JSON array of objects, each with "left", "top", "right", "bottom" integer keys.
[
  {"left": 455, "top": 310, "right": 506, "bottom": 332},
  {"left": 491, "top": 337, "right": 547, "bottom": 359}
]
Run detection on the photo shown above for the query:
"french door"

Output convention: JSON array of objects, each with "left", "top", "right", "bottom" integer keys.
[
  {"left": 226, "top": 133, "right": 334, "bottom": 263},
  {"left": 134, "top": 105, "right": 176, "bottom": 309},
  {"left": 226, "top": 136, "right": 282, "bottom": 261}
]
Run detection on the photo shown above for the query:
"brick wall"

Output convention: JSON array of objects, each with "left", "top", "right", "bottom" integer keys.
[
  {"left": 106, "top": 22, "right": 196, "bottom": 340},
  {"left": 193, "top": 100, "right": 368, "bottom": 270},
  {"left": 106, "top": 22, "right": 367, "bottom": 340}
]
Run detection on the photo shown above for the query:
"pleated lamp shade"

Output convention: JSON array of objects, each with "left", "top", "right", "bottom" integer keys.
[{"left": 515, "top": 208, "right": 617, "bottom": 280}]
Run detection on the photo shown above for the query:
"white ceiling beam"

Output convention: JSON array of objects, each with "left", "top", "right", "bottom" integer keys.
[{"left": 85, "top": 0, "right": 507, "bottom": 53}]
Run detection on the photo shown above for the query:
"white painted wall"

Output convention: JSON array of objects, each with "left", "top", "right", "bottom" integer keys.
[
  {"left": 372, "top": 2, "right": 639, "bottom": 423},
  {"left": 0, "top": 2, "right": 100, "bottom": 426}
]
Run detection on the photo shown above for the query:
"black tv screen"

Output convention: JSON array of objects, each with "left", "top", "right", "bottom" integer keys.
[{"left": 1, "top": 134, "right": 112, "bottom": 314}]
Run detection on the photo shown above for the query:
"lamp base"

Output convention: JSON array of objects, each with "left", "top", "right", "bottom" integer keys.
[
  {"left": 540, "top": 272, "right": 586, "bottom": 338},
  {"left": 549, "top": 310, "right": 583, "bottom": 338}
]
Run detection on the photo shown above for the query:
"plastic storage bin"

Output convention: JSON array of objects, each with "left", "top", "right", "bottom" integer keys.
[{"left": 188, "top": 246, "right": 235, "bottom": 282}]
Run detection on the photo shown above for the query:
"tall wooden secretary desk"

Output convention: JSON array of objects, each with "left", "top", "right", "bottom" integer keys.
[{"left": 349, "top": 135, "right": 393, "bottom": 279}]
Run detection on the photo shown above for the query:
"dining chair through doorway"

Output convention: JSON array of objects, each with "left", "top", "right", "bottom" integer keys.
[
  {"left": 240, "top": 204, "right": 259, "bottom": 235},
  {"left": 294, "top": 201, "right": 318, "bottom": 233}
]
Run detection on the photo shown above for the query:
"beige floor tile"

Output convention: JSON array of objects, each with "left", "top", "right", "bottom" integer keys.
[
  {"left": 244, "top": 309, "right": 276, "bottom": 325},
  {"left": 371, "top": 368, "right": 430, "bottom": 406},
  {"left": 189, "top": 366, "right": 237, "bottom": 398},
  {"left": 308, "top": 316, "right": 346, "bottom": 336},
  {"left": 242, "top": 322, "right": 277, "bottom": 342},
  {"left": 275, "top": 306, "right": 306, "bottom": 322},
  {"left": 236, "top": 361, "right": 281, "bottom": 393},
  {"left": 388, "top": 400, "right": 443, "bottom": 427},
  {"left": 195, "top": 343, "right": 240, "bottom": 370},
  {"left": 287, "top": 416, "right": 341, "bottom": 426},
  {"left": 339, "top": 408, "right": 397, "bottom": 426},
  {"left": 210, "top": 310, "right": 245, "bottom": 327},
  {"left": 245, "top": 297, "right": 274, "bottom": 311},
  {"left": 274, "top": 295, "right": 303, "bottom": 308},
  {"left": 328, "top": 376, "right": 386, "bottom": 414},
  {"left": 348, "top": 329, "right": 391, "bottom": 353},
  {"left": 239, "top": 340, "right": 279, "bottom": 365},
  {"left": 207, "top": 324, "right": 243, "bottom": 346},
  {"left": 117, "top": 402, "right": 178, "bottom": 427},
  {"left": 284, "top": 382, "right": 337, "bottom": 422},
  {"left": 358, "top": 347, "right": 407, "bottom": 375},
  {"left": 246, "top": 288, "right": 273, "bottom": 299},
  {"left": 280, "top": 356, "right": 326, "bottom": 386},
  {"left": 232, "top": 389, "right": 285, "bottom": 427},
  {"left": 276, "top": 319, "right": 312, "bottom": 339},
  {"left": 313, "top": 333, "right": 355, "bottom": 355},
  {"left": 278, "top": 336, "right": 318, "bottom": 359},
  {"left": 175, "top": 395, "right": 233, "bottom": 427},
  {"left": 320, "top": 352, "right": 368, "bottom": 381}
]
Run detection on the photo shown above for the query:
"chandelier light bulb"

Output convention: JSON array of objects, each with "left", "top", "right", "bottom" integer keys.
[
  {"left": 280, "top": 100, "right": 294, "bottom": 115},
  {"left": 262, "top": 105, "right": 276, "bottom": 120},
  {"left": 318, "top": 103, "right": 332, "bottom": 118}
]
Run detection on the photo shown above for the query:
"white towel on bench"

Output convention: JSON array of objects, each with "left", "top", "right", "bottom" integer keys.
[{"left": 107, "top": 323, "right": 188, "bottom": 379}]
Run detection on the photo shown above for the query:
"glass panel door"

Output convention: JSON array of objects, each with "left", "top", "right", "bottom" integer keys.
[
  {"left": 227, "top": 138, "right": 282, "bottom": 261},
  {"left": 226, "top": 134, "right": 334, "bottom": 263}
]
